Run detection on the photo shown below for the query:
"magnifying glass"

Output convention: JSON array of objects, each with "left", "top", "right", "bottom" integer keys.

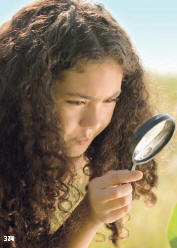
[{"left": 129, "top": 113, "right": 176, "bottom": 171}]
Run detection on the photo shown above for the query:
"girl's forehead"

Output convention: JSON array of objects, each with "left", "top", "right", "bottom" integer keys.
[
  {"left": 54, "top": 60, "right": 123, "bottom": 98},
  {"left": 62, "top": 59, "right": 123, "bottom": 82}
]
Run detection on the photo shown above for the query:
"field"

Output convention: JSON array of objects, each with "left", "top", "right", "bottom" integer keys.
[{"left": 89, "top": 73, "right": 177, "bottom": 248}]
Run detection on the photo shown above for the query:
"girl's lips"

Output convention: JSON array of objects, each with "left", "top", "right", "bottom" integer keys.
[{"left": 76, "top": 137, "right": 91, "bottom": 144}]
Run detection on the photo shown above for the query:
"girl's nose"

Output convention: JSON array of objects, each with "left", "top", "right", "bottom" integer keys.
[{"left": 79, "top": 105, "right": 101, "bottom": 130}]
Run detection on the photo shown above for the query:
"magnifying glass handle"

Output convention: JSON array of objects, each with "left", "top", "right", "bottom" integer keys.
[{"left": 131, "top": 162, "right": 137, "bottom": 171}]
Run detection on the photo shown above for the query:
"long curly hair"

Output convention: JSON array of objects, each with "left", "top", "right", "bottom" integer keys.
[{"left": 0, "top": 0, "right": 158, "bottom": 247}]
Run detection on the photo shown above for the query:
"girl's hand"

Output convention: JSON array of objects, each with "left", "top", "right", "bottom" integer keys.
[{"left": 87, "top": 169, "right": 143, "bottom": 225}]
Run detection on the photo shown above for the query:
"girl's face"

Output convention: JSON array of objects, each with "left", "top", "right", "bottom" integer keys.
[{"left": 54, "top": 59, "right": 123, "bottom": 158}]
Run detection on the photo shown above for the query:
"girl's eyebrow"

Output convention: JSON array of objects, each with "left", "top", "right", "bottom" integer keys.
[{"left": 64, "top": 91, "right": 121, "bottom": 100}]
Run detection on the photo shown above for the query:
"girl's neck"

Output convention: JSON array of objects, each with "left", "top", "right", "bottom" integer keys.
[{"left": 70, "top": 154, "right": 88, "bottom": 171}]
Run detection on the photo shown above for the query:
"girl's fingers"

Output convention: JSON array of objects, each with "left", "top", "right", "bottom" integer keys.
[
  {"left": 94, "top": 169, "right": 143, "bottom": 189},
  {"left": 104, "top": 204, "right": 131, "bottom": 224},
  {"left": 99, "top": 183, "right": 132, "bottom": 202},
  {"left": 104, "top": 194, "right": 132, "bottom": 212}
]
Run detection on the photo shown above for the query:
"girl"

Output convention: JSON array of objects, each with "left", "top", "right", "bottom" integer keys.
[{"left": 0, "top": 0, "right": 158, "bottom": 247}]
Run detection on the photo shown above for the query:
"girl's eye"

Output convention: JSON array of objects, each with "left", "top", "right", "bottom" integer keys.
[
  {"left": 66, "top": 100, "right": 85, "bottom": 105},
  {"left": 106, "top": 96, "right": 120, "bottom": 103},
  {"left": 66, "top": 96, "right": 120, "bottom": 106}
]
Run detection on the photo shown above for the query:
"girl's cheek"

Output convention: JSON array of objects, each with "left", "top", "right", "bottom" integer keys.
[{"left": 58, "top": 108, "right": 81, "bottom": 131}]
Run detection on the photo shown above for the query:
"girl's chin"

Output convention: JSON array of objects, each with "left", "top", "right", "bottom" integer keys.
[
  {"left": 65, "top": 148, "right": 85, "bottom": 158},
  {"left": 64, "top": 140, "right": 92, "bottom": 158}
]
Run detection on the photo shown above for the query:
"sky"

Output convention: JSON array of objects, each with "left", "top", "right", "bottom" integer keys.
[{"left": 0, "top": 0, "right": 177, "bottom": 75}]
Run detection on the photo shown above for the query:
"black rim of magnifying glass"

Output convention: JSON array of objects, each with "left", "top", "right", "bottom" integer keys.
[{"left": 129, "top": 113, "right": 176, "bottom": 165}]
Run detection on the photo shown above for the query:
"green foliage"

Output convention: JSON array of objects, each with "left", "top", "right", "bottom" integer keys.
[{"left": 168, "top": 203, "right": 177, "bottom": 248}]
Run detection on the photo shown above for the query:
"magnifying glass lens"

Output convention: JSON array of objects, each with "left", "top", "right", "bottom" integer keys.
[{"left": 130, "top": 113, "right": 176, "bottom": 168}]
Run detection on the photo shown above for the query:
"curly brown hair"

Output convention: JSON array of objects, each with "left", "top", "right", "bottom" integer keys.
[{"left": 0, "top": 0, "right": 158, "bottom": 247}]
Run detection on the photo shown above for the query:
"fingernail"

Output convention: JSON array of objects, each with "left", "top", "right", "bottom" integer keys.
[
  {"left": 137, "top": 171, "right": 143, "bottom": 178},
  {"left": 133, "top": 170, "right": 143, "bottom": 177}
]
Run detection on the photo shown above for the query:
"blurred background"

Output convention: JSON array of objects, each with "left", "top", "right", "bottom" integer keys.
[{"left": 1, "top": 1, "right": 177, "bottom": 247}]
